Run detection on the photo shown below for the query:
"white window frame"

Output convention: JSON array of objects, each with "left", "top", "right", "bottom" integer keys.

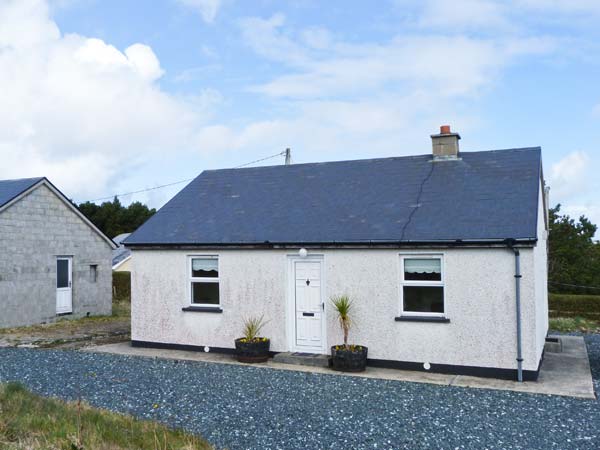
[
  {"left": 188, "top": 255, "right": 220, "bottom": 307},
  {"left": 399, "top": 253, "right": 445, "bottom": 318}
]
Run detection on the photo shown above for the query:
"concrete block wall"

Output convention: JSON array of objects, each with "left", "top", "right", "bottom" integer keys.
[{"left": 0, "top": 184, "right": 112, "bottom": 328}]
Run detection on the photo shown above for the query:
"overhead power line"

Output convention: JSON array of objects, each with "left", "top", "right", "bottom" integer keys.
[
  {"left": 82, "top": 150, "right": 288, "bottom": 203},
  {"left": 85, "top": 178, "right": 195, "bottom": 203},
  {"left": 234, "top": 150, "right": 287, "bottom": 168}
]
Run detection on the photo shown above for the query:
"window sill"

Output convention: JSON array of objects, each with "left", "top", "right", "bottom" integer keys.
[
  {"left": 395, "top": 316, "right": 449, "bottom": 323},
  {"left": 182, "top": 306, "right": 223, "bottom": 313}
]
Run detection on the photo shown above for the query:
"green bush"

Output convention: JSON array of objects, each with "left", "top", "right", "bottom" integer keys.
[
  {"left": 549, "top": 293, "right": 600, "bottom": 320},
  {"left": 112, "top": 271, "right": 131, "bottom": 302}
]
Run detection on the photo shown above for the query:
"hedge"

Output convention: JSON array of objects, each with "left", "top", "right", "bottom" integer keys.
[
  {"left": 112, "top": 271, "right": 131, "bottom": 302},
  {"left": 549, "top": 293, "right": 600, "bottom": 320}
]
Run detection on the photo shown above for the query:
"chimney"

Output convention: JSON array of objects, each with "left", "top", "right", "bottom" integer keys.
[{"left": 431, "top": 125, "right": 460, "bottom": 159}]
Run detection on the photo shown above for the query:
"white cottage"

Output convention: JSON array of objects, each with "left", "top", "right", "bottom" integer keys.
[{"left": 126, "top": 127, "right": 549, "bottom": 381}]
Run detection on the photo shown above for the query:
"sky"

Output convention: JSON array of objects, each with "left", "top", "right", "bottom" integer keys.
[{"left": 0, "top": 0, "right": 599, "bottom": 226}]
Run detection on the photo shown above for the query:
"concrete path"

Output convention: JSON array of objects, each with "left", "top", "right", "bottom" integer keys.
[{"left": 85, "top": 335, "right": 595, "bottom": 399}]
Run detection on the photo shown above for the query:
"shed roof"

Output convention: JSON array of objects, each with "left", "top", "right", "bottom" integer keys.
[
  {"left": 126, "top": 147, "right": 542, "bottom": 247},
  {"left": 112, "top": 233, "right": 132, "bottom": 267},
  {"left": 0, "top": 177, "right": 44, "bottom": 209}
]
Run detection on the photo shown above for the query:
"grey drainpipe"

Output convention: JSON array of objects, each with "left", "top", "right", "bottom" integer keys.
[{"left": 507, "top": 239, "right": 524, "bottom": 382}]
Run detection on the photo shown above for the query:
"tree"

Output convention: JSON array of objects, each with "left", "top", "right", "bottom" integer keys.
[
  {"left": 548, "top": 204, "right": 600, "bottom": 293},
  {"left": 78, "top": 197, "right": 156, "bottom": 238}
]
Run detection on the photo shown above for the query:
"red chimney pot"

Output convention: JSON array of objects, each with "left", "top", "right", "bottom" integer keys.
[{"left": 440, "top": 125, "right": 451, "bottom": 134}]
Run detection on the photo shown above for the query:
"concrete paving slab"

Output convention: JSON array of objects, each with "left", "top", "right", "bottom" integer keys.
[
  {"left": 452, "top": 336, "right": 595, "bottom": 398},
  {"left": 272, "top": 351, "right": 330, "bottom": 367},
  {"left": 84, "top": 335, "right": 596, "bottom": 399}
]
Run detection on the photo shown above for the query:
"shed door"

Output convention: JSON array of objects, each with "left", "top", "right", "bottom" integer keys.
[
  {"left": 294, "top": 261, "right": 324, "bottom": 352},
  {"left": 56, "top": 257, "right": 72, "bottom": 314}
]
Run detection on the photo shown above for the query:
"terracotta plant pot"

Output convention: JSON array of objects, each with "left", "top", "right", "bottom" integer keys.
[
  {"left": 235, "top": 338, "right": 270, "bottom": 363},
  {"left": 330, "top": 345, "right": 368, "bottom": 372}
]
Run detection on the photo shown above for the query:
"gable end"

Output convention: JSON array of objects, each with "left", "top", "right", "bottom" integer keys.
[{"left": 0, "top": 178, "right": 116, "bottom": 249}]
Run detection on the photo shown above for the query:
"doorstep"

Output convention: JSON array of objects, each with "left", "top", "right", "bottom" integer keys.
[
  {"left": 272, "top": 352, "right": 330, "bottom": 368},
  {"left": 83, "top": 336, "right": 596, "bottom": 399}
]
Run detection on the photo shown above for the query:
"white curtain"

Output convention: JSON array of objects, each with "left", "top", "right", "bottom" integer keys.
[
  {"left": 192, "top": 258, "right": 218, "bottom": 272},
  {"left": 404, "top": 258, "right": 441, "bottom": 274}
]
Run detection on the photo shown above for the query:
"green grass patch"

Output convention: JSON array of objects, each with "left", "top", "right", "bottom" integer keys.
[
  {"left": 549, "top": 316, "right": 600, "bottom": 333},
  {"left": 0, "top": 382, "right": 212, "bottom": 450}
]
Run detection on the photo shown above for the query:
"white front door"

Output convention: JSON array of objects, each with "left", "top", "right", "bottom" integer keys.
[
  {"left": 56, "top": 257, "right": 72, "bottom": 314},
  {"left": 294, "top": 260, "right": 324, "bottom": 352}
]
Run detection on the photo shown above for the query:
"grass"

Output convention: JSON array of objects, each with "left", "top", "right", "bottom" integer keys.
[
  {"left": 0, "top": 383, "right": 212, "bottom": 450},
  {"left": 549, "top": 316, "right": 600, "bottom": 333},
  {"left": 1, "top": 300, "right": 130, "bottom": 335},
  {"left": 548, "top": 293, "right": 600, "bottom": 333}
]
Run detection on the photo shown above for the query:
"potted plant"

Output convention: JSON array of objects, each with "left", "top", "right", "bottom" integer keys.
[
  {"left": 330, "top": 295, "right": 368, "bottom": 372},
  {"left": 235, "top": 315, "right": 270, "bottom": 363}
]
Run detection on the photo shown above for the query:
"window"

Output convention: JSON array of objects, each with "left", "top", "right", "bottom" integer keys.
[
  {"left": 189, "top": 257, "right": 219, "bottom": 306},
  {"left": 57, "top": 259, "right": 69, "bottom": 288},
  {"left": 400, "top": 255, "right": 444, "bottom": 316},
  {"left": 89, "top": 265, "right": 98, "bottom": 283}
]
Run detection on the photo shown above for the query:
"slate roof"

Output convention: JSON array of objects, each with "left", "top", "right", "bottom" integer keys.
[
  {"left": 112, "top": 233, "right": 132, "bottom": 267},
  {"left": 125, "top": 148, "right": 542, "bottom": 246},
  {"left": 0, "top": 177, "right": 44, "bottom": 209}
]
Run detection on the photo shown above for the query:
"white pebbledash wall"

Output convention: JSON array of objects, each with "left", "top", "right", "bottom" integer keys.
[
  {"left": 534, "top": 180, "right": 549, "bottom": 360},
  {"left": 132, "top": 228, "right": 548, "bottom": 372},
  {"left": 131, "top": 183, "right": 548, "bottom": 370}
]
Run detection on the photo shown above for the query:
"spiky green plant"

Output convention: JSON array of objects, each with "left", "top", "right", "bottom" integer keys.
[
  {"left": 331, "top": 295, "right": 353, "bottom": 348},
  {"left": 241, "top": 315, "right": 268, "bottom": 342}
]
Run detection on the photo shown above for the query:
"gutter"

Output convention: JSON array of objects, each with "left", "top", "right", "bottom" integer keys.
[
  {"left": 507, "top": 239, "right": 524, "bottom": 382},
  {"left": 125, "top": 238, "right": 538, "bottom": 250}
]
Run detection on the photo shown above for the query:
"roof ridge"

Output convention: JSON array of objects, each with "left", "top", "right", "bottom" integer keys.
[{"left": 202, "top": 147, "right": 542, "bottom": 174}]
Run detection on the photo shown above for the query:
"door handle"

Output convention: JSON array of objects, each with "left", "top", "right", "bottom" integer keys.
[
  {"left": 302, "top": 312, "right": 315, "bottom": 317},
  {"left": 69, "top": 281, "right": 72, "bottom": 288}
]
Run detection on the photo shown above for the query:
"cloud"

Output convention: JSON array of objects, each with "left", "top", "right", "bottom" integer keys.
[
  {"left": 0, "top": 0, "right": 216, "bottom": 200},
  {"left": 0, "top": 0, "right": 59, "bottom": 48},
  {"left": 547, "top": 150, "right": 600, "bottom": 232},
  {"left": 241, "top": 14, "right": 554, "bottom": 100},
  {"left": 124, "top": 44, "right": 165, "bottom": 81},
  {"left": 392, "top": 0, "right": 600, "bottom": 34},
  {"left": 548, "top": 151, "right": 600, "bottom": 230},
  {"left": 413, "top": 0, "right": 512, "bottom": 31},
  {"left": 176, "top": 0, "right": 222, "bottom": 23},
  {"left": 239, "top": 14, "right": 311, "bottom": 67},
  {"left": 301, "top": 27, "right": 333, "bottom": 50},
  {"left": 515, "top": 0, "right": 600, "bottom": 15},
  {"left": 549, "top": 150, "right": 590, "bottom": 200}
]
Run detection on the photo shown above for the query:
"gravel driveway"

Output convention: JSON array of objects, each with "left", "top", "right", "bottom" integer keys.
[{"left": 1, "top": 336, "right": 600, "bottom": 450}]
